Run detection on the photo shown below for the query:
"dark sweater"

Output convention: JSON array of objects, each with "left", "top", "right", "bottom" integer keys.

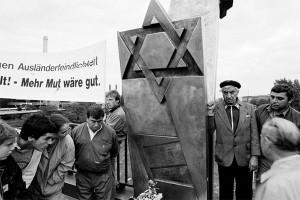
[
  {"left": 0, "top": 155, "right": 29, "bottom": 200},
  {"left": 71, "top": 123, "right": 119, "bottom": 173}
]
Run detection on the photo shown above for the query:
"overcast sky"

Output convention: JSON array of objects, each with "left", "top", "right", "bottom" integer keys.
[{"left": 0, "top": 0, "right": 299, "bottom": 99}]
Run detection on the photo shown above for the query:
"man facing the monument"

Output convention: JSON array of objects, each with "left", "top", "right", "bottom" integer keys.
[
  {"left": 208, "top": 80, "right": 260, "bottom": 200},
  {"left": 255, "top": 84, "right": 300, "bottom": 181}
]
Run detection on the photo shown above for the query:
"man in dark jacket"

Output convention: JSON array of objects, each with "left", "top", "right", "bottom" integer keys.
[
  {"left": 105, "top": 90, "right": 127, "bottom": 191},
  {"left": 255, "top": 84, "right": 300, "bottom": 181},
  {"left": 0, "top": 121, "right": 28, "bottom": 200},
  {"left": 105, "top": 90, "right": 127, "bottom": 143},
  {"left": 71, "top": 104, "right": 119, "bottom": 200}
]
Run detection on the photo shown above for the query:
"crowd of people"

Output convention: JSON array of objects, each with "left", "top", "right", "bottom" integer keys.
[
  {"left": 208, "top": 80, "right": 300, "bottom": 200},
  {"left": 1, "top": 82, "right": 300, "bottom": 200},
  {"left": 0, "top": 89, "right": 127, "bottom": 200}
]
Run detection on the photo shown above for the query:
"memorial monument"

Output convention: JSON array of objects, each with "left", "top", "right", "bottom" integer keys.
[{"left": 118, "top": 0, "right": 232, "bottom": 199}]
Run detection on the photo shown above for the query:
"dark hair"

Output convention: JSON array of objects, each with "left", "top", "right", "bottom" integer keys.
[
  {"left": 20, "top": 114, "right": 56, "bottom": 140},
  {"left": 49, "top": 114, "right": 70, "bottom": 133},
  {"left": 87, "top": 104, "right": 104, "bottom": 119},
  {"left": 106, "top": 90, "right": 121, "bottom": 103},
  {"left": 271, "top": 84, "right": 294, "bottom": 101},
  {"left": 0, "top": 120, "right": 18, "bottom": 145}
]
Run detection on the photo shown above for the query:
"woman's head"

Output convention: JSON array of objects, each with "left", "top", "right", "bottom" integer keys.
[{"left": 49, "top": 114, "right": 70, "bottom": 139}]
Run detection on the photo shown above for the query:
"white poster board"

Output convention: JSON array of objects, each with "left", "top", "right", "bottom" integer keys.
[{"left": 0, "top": 41, "right": 106, "bottom": 102}]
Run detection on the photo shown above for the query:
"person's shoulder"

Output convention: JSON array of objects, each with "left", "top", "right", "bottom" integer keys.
[
  {"left": 103, "top": 124, "right": 117, "bottom": 136},
  {"left": 113, "top": 106, "right": 126, "bottom": 117},
  {"left": 103, "top": 123, "right": 115, "bottom": 132},
  {"left": 256, "top": 104, "right": 269, "bottom": 111},
  {"left": 4, "top": 155, "right": 16, "bottom": 165},
  {"left": 290, "top": 107, "right": 300, "bottom": 115},
  {"left": 61, "top": 134, "right": 75, "bottom": 146},
  {"left": 72, "top": 122, "right": 86, "bottom": 131},
  {"left": 239, "top": 101, "right": 255, "bottom": 110},
  {"left": 213, "top": 98, "right": 224, "bottom": 108},
  {"left": 3, "top": 155, "right": 21, "bottom": 172}
]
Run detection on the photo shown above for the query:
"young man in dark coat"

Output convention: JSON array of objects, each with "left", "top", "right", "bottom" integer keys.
[{"left": 255, "top": 84, "right": 300, "bottom": 181}]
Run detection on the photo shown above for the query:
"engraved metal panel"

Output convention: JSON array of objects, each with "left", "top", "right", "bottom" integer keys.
[{"left": 118, "top": 0, "right": 207, "bottom": 199}]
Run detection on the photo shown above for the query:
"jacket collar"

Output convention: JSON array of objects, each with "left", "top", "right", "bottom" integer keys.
[
  {"left": 267, "top": 104, "right": 290, "bottom": 118},
  {"left": 107, "top": 104, "right": 120, "bottom": 114},
  {"left": 261, "top": 155, "right": 300, "bottom": 183},
  {"left": 217, "top": 99, "right": 247, "bottom": 134}
]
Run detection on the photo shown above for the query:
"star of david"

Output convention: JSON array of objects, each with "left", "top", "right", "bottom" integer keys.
[{"left": 118, "top": 0, "right": 204, "bottom": 103}]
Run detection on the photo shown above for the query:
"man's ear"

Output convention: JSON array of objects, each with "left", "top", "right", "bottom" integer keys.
[{"left": 288, "top": 97, "right": 294, "bottom": 104}]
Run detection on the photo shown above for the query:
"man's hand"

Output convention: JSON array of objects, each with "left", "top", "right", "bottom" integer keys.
[
  {"left": 249, "top": 156, "right": 258, "bottom": 172},
  {"left": 207, "top": 101, "right": 215, "bottom": 116}
]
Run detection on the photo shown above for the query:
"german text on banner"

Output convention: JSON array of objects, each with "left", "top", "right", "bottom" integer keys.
[{"left": 0, "top": 41, "right": 106, "bottom": 102}]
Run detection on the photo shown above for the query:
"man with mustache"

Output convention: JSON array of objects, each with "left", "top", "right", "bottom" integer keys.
[
  {"left": 255, "top": 84, "right": 300, "bottom": 182},
  {"left": 208, "top": 80, "right": 260, "bottom": 200}
]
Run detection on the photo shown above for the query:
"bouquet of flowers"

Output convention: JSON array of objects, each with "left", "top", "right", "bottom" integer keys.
[{"left": 129, "top": 180, "right": 163, "bottom": 200}]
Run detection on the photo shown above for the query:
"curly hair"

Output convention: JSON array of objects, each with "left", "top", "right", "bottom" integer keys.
[
  {"left": 86, "top": 104, "right": 104, "bottom": 119},
  {"left": 271, "top": 84, "right": 294, "bottom": 101},
  {"left": 20, "top": 114, "right": 56, "bottom": 140}
]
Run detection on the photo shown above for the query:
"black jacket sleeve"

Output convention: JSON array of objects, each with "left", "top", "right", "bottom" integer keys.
[{"left": 2, "top": 156, "right": 30, "bottom": 200}]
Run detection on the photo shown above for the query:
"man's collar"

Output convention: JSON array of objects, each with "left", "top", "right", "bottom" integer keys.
[
  {"left": 225, "top": 104, "right": 240, "bottom": 109},
  {"left": 267, "top": 104, "right": 290, "bottom": 117},
  {"left": 107, "top": 104, "right": 120, "bottom": 113},
  {"left": 224, "top": 99, "right": 240, "bottom": 109},
  {"left": 87, "top": 123, "right": 103, "bottom": 134}
]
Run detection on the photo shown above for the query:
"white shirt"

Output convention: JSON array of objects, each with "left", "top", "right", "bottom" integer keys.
[
  {"left": 13, "top": 140, "right": 43, "bottom": 189},
  {"left": 87, "top": 124, "right": 102, "bottom": 140},
  {"left": 22, "top": 149, "right": 42, "bottom": 188}
]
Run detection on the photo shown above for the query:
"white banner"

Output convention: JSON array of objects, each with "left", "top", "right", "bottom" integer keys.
[{"left": 0, "top": 41, "right": 106, "bottom": 102}]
